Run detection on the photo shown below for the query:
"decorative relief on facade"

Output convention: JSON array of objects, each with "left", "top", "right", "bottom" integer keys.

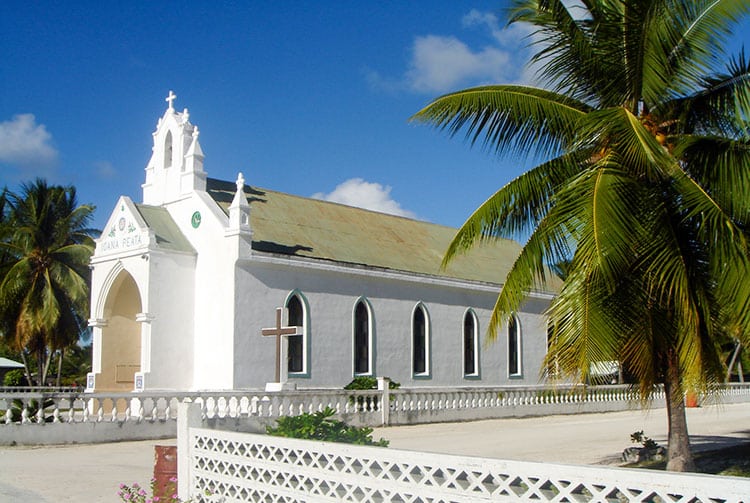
[{"left": 98, "top": 209, "right": 146, "bottom": 255}]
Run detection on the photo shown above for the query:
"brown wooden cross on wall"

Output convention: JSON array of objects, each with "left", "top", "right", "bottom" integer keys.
[{"left": 261, "top": 307, "right": 302, "bottom": 383}]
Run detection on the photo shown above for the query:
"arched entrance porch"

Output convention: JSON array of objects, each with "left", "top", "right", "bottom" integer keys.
[{"left": 93, "top": 269, "right": 143, "bottom": 391}]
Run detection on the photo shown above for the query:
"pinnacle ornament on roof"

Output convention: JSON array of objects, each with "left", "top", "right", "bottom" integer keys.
[
  {"left": 228, "top": 171, "right": 252, "bottom": 237},
  {"left": 230, "top": 171, "right": 249, "bottom": 211}
]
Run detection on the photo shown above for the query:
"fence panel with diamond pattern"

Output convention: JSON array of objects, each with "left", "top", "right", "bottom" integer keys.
[{"left": 183, "top": 420, "right": 750, "bottom": 502}]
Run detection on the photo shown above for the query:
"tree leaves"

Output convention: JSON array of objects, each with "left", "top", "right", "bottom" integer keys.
[
  {"left": 0, "top": 179, "right": 95, "bottom": 385},
  {"left": 415, "top": 0, "right": 750, "bottom": 402}
]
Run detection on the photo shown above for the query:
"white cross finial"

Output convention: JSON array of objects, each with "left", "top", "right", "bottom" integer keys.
[
  {"left": 166, "top": 90, "right": 177, "bottom": 110},
  {"left": 236, "top": 172, "right": 245, "bottom": 191}
]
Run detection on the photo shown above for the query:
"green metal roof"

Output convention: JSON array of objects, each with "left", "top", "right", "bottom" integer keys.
[
  {"left": 207, "top": 178, "right": 559, "bottom": 292},
  {"left": 135, "top": 204, "right": 196, "bottom": 254}
]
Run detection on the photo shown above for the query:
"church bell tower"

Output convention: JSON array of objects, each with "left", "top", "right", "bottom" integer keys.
[{"left": 142, "top": 90, "right": 207, "bottom": 205}]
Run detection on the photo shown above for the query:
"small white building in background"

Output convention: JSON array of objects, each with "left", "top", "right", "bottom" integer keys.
[{"left": 87, "top": 93, "right": 558, "bottom": 392}]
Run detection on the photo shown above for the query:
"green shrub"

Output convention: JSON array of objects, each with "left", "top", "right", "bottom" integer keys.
[
  {"left": 343, "top": 376, "right": 400, "bottom": 390},
  {"left": 3, "top": 368, "right": 26, "bottom": 386},
  {"left": 5, "top": 398, "right": 54, "bottom": 423},
  {"left": 344, "top": 376, "right": 400, "bottom": 410},
  {"left": 266, "top": 407, "right": 388, "bottom": 447},
  {"left": 631, "top": 430, "right": 659, "bottom": 450}
]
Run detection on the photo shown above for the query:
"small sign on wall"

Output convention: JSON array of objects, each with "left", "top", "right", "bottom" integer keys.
[
  {"left": 85, "top": 372, "right": 95, "bottom": 392},
  {"left": 134, "top": 372, "right": 145, "bottom": 392}
]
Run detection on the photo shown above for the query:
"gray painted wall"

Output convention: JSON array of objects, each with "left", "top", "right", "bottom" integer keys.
[{"left": 232, "top": 258, "right": 551, "bottom": 389}]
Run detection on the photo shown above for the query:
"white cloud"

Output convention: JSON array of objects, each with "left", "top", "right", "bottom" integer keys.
[
  {"left": 0, "top": 114, "right": 58, "bottom": 172},
  {"left": 368, "top": 9, "right": 537, "bottom": 94},
  {"left": 406, "top": 35, "right": 510, "bottom": 93},
  {"left": 312, "top": 178, "right": 417, "bottom": 219},
  {"left": 462, "top": 9, "right": 535, "bottom": 46},
  {"left": 462, "top": 9, "right": 504, "bottom": 43}
]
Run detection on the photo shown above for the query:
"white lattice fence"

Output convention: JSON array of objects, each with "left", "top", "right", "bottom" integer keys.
[{"left": 178, "top": 405, "right": 750, "bottom": 503}]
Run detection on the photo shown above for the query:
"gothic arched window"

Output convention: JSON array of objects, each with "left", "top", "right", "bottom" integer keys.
[
  {"left": 412, "top": 303, "right": 430, "bottom": 376},
  {"left": 508, "top": 315, "right": 522, "bottom": 377},
  {"left": 353, "top": 299, "right": 372, "bottom": 375},
  {"left": 164, "top": 131, "right": 173, "bottom": 169},
  {"left": 463, "top": 310, "right": 479, "bottom": 377},
  {"left": 286, "top": 293, "right": 306, "bottom": 374}
]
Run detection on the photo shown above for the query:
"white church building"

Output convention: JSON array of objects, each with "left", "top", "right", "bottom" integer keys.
[{"left": 86, "top": 93, "right": 558, "bottom": 392}]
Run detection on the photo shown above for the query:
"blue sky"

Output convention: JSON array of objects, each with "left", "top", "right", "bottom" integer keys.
[{"left": 1, "top": 2, "right": 748, "bottom": 232}]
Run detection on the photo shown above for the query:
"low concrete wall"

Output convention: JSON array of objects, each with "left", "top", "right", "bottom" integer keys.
[
  {"left": 1, "top": 420, "right": 176, "bottom": 445},
  {"left": 388, "top": 397, "right": 667, "bottom": 425},
  {"left": 2, "top": 383, "right": 748, "bottom": 445}
]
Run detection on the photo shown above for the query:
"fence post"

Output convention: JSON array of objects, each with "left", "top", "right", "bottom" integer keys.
[
  {"left": 377, "top": 377, "right": 390, "bottom": 426},
  {"left": 177, "top": 400, "right": 200, "bottom": 501}
]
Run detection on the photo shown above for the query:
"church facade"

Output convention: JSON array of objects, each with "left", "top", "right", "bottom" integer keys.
[{"left": 86, "top": 93, "right": 557, "bottom": 392}]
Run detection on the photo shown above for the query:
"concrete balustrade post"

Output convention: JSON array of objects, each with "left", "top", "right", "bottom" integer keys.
[{"left": 377, "top": 377, "right": 390, "bottom": 426}]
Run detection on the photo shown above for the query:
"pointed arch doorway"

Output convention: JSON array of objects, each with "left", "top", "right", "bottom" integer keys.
[{"left": 95, "top": 270, "right": 143, "bottom": 391}]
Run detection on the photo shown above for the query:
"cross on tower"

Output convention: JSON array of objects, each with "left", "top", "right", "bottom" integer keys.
[
  {"left": 165, "top": 90, "right": 177, "bottom": 110},
  {"left": 261, "top": 307, "right": 302, "bottom": 384}
]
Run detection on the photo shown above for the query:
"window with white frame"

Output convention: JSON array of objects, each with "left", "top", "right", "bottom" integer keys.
[
  {"left": 353, "top": 299, "right": 372, "bottom": 375},
  {"left": 412, "top": 303, "right": 430, "bottom": 376},
  {"left": 545, "top": 321, "right": 559, "bottom": 378},
  {"left": 508, "top": 314, "right": 522, "bottom": 377},
  {"left": 463, "top": 310, "right": 479, "bottom": 377},
  {"left": 285, "top": 293, "right": 306, "bottom": 374}
]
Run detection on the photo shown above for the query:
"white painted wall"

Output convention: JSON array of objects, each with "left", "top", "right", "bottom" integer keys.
[
  {"left": 160, "top": 192, "right": 248, "bottom": 390},
  {"left": 144, "top": 250, "right": 196, "bottom": 389}
]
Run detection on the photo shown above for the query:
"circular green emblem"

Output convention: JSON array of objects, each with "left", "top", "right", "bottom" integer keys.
[{"left": 191, "top": 211, "right": 202, "bottom": 228}]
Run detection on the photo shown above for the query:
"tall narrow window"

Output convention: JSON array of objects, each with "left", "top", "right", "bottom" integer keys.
[
  {"left": 508, "top": 315, "right": 522, "bottom": 377},
  {"left": 164, "top": 131, "right": 173, "bottom": 169},
  {"left": 546, "top": 321, "right": 560, "bottom": 379},
  {"left": 286, "top": 294, "right": 305, "bottom": 374},
  {"left": 463, "top": 310, "right": 478, "bottom": 377},
  {"left": 353, "top": 300, "right": 371, "bottom": 375},
  {"left": 413, "top": 303, "right": 430, "bottom": 376}
]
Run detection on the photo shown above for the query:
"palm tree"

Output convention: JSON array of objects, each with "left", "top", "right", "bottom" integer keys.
[
  {"left": 413, "top": 0, "right": 750, "bottom": 471},
  {"left": 0, "top": 179, "right": 95, "bottom": 387},
  {"left": 0, "top": 187, "right": 31, "bottom": 385}
]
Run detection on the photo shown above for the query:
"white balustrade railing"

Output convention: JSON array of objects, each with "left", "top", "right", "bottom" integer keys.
[
  {"left": 389, "top": 384, "right": 651, "bottom": 412},
  {"left": 178, "top": 402, "right": 750, "bottom": 502},
  {"left": 1, "top": 383, "right": 749, "bottom": 430},
  {"left": 0, "top": 388, "right": 386, "bottom": 426},
  {"left": 0, "top": 386, "right": 83, "bottom": 393}
]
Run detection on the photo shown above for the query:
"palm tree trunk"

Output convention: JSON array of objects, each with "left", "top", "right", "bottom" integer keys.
[
  {"left": 42, "top": 348, "right": 53, "bottom": 386},
  {"left": 19, "top": 351, "right": 33, "bottom": 387},
  {"left": 37, "top": 346, "right": 45, "bottom": 386},
  {"left": 663, "top": 350, "right": 695, "bottom": 472},
  {"left": 56, "top": 348, "right": 64, "bottom": 387}
]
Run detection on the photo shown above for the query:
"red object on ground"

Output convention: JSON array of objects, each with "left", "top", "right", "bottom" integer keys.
[
  {"left": 153, "top": 445, "right": 178, "bottom": 499},
  {"left": 685, "top": 392, "right": 699, "bottom": 408}
]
